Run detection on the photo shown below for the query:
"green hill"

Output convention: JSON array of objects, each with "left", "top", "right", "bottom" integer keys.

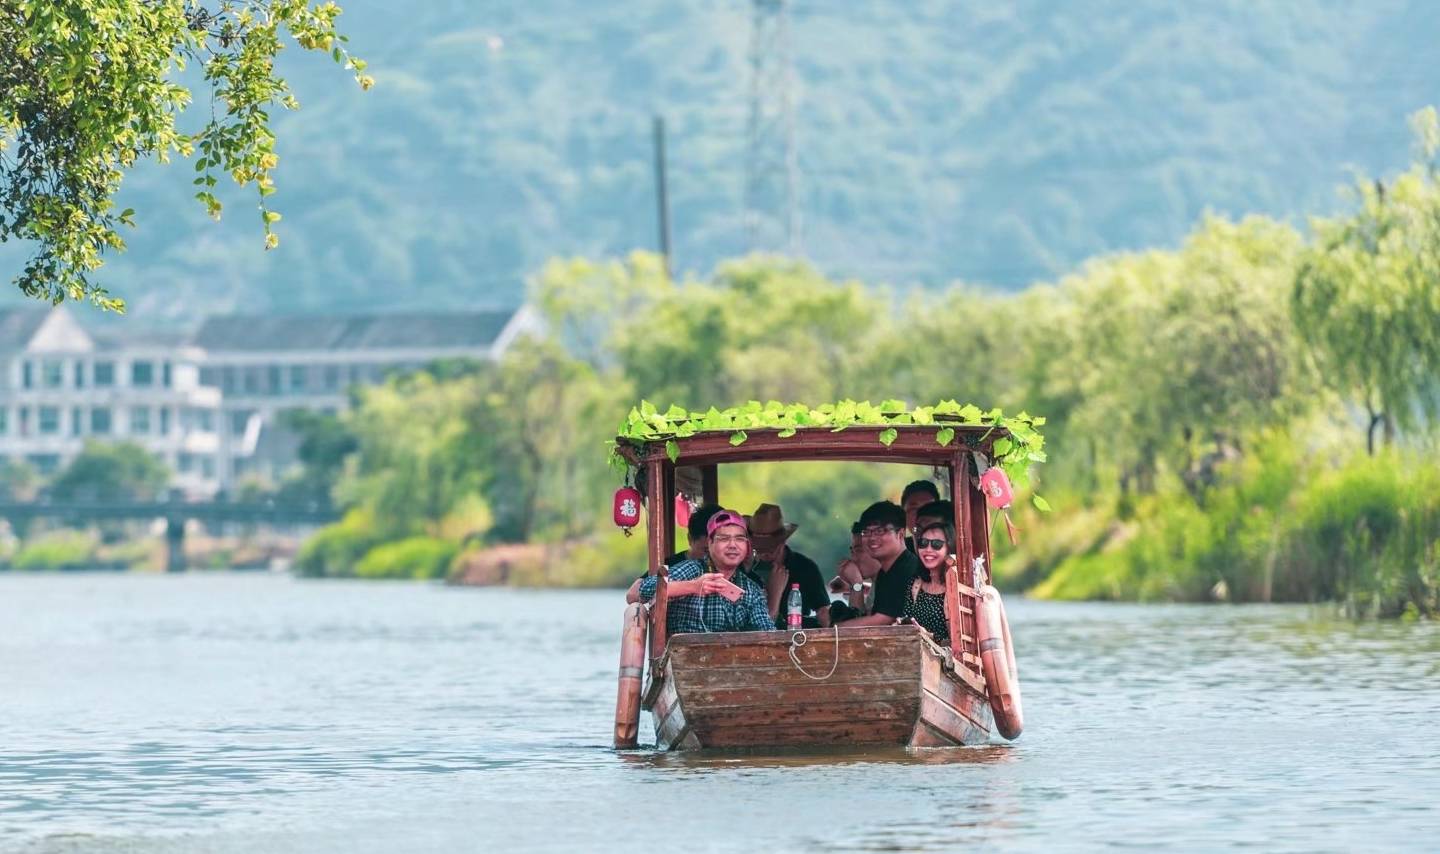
[{"left": 5, "top": 0, "right": 1439, "bottom": 320}]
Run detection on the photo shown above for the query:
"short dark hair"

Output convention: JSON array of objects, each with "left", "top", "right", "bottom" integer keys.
[
  {"left": 914, "top": 499, "right": 953, "bottom": 525},
  {"left": 901, "top": 480, "right": 940, "bottom": 504},
  {"left": 850, "top": 520, "right": 864, "bottom": 536},
  {"left": 687, "top": 503, "right": 723, "bottom": 541},
  {"left": 858, "top": 500, "right": 906, "bottom": 532}
]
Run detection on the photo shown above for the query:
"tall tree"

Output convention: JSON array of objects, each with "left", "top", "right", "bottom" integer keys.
[
  {"left": 1293, "top": 108, "right": 1440, "bottom": 453},
  {"left": 0, "top": 0, "right": 368, "bottom": 309}
]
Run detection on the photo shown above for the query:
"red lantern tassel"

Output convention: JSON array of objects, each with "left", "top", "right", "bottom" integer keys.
[{"left": 1003, "top": 510, "right": 1019, "bottom": 546}]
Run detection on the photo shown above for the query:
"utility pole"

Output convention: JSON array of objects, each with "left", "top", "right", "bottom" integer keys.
[
  {"left": 652, "top": 114, "right": 673, "bottom": 278},
  {"left": 745, "top": 0, "right": 800, "bottom": 256}
]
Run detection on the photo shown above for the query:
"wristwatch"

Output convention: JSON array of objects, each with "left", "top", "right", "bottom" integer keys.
[{"left": 850, "top": 581, "right": 864, "bottom": 593}]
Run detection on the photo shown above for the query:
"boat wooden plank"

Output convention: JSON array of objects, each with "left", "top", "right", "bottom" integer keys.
[
  {"left": 696, "top": 719, "right": 916, "bottom": 748},
  {"left": 664, "top": 624, "right": 926, "bottom": 647},
  {"left": 685, "top": 698, "right": 921, "bottom": 729},
  {"left": 679, "top": 678, "right": 920, "bottom": 711},
  {"left": 919, "top": 691, "right": 990, "bottom": 746},
  {"left": 671, "top": 639, "right": 920, "bottom": 669},
  {"left": 909, "top": 719, "right": 964, "bottom": 748},
  {"left": 673, "top": 660, "right": 918, "bottom": 690}
]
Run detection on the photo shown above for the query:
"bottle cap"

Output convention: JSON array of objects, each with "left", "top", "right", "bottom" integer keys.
[{"left": 790, "top": 583, "right": 800, "bottom": 589}]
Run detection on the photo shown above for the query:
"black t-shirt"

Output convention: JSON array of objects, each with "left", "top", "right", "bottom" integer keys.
[
  {"left": 751, "top": 546, "right": 829, "bottom": 628},
  {"left": 872, "top": 549, "right": 921, "bottom": 618}
]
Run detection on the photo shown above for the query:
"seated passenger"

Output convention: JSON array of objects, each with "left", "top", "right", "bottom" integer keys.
[
  {"left": 636, "top": 510, "right": 774, "bottom": 634},
  {"left": 626, "top": 503, "right": 723, "bottom": 604},
  {"left": 836, "top": 500, "right": 921, "bottom": 627},
  {"left": 912, "top": 499, "right": 953, "bottom": 541},
  {"left": 904, "top": 521, "right": 955, "bottom": 645},
  {"left": 828, "top": 521, "right": 879, "bottom": 621},
  {"left": 746, "top": 502, "right": 830, "bottom": 628},
  {"left": 901, "top": 480, "right": 941, "bottom": 552}
]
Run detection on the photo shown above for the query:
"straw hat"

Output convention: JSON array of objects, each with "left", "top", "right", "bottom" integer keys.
[{"left": 746, "top": 503, "right": 798, "bottom": 546}]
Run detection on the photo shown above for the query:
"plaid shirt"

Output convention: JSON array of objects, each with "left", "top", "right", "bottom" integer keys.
[{"left": 638, "top": 558, "right": 775, "bottom": 635}]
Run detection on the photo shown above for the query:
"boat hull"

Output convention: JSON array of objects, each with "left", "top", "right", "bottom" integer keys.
[{"left": 642, "top": 624, "right": 992, "bottom": 750}]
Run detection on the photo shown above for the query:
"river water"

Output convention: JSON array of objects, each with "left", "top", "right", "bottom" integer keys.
[{"left": 1, "top": 573, "right": 1437, "bottom": 852}]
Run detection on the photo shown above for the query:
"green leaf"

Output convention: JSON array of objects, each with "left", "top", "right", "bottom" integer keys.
[
  {"left": 1032, "top": 495, "right": 1053, "bottom": 512},
  {"left": 729, "top": 430, "right": 748, "bottom": 446},
  {"left": 665, "top": 440, "right": 679, "bottom": 463},
  {"left": 993, "top": 437, "right": 1013, "bottom": 456},
  {"left": 878, "top": 427, "right": 898, "bottom": 446},
  {"left": 777, "top": 427, "right": 797, "bottom": 438},
  {"left": 935, "top": 427, "right": 955, "bottom": 446}
]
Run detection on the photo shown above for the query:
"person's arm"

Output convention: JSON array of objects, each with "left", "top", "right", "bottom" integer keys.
[
  {"left": 815, "top": 604, "right": 832, "bottom": 628},
  {"left": 839, "top": 612, "right": 895, "bottom": 628},
  {"left": 744, "top": 586, "right": 777, "bottom": 631},
  {"left": 638, "top": 565, "right": 707, "bottom": 602},
  {"left": 625, "top": 577, "right": 643, "bottom": 604}
]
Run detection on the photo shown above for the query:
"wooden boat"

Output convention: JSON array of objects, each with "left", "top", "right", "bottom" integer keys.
[{"left": 612, "top": 415, "right": 1026, "bottom": 751}]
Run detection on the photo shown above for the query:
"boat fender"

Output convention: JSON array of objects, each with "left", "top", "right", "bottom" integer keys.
[
  {"left": 976, "top": 585, "right": 1024, "bottom": 740},
  {"left": 614, "top": 602, "right": 648, "bottom": 749}
]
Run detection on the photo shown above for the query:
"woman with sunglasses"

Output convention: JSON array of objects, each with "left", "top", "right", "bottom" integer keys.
[{"left": 903, "top": 521, "right": 955, "bottom": 645}]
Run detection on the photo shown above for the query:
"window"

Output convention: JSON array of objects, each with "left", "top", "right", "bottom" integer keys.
[
  {"left": 229, "top": 410, "right": 252, "bottom": 436},
  {"left": 93, "top": 361, "right": 115, "bottom": 386},
  {"left": 178, "top": 452, "right": 193, "bottom": 473},
  {"left": 348, "top": 364, "right": 363, "bottom": 384},
  {"left": 197, "top": 409, "right": 214, "bottom": 433},
  {"left": 38, "top": 406, "right": 60, "bottom": 435},
  {"left": 222, "top": 366, "right": 237, "bottom": 393},
  {"left": 71, "top": 407, "right": 82, "bottom": 437},
  {"left": 162, "top": 361, "right": 172, "bottom": 388},
  {"left": 130, "top": 406, "right": 151, "bottom": 435},
  {"left": 288, "top": 365, "right": 307, "bottom": 393},
  {"left": 159, "top": 408, "right": 171, "bottom": 436},
  {"left": 243, "top": 367, "right": 260, "bottom": 394},
  {"left": 74, "top": 361, "right": 85, "bottom": 389},
  {"left": 267, "top": 365, "right": 282, "bottom": 395},
  {"left": 90, "top": 407, "right": 112, "bottom": 435},
  {"left": 18, "top": 406, "right": 29, "bottom": 436},
  {"left": 200, "top": 456, "right": 215, "bottom": 479},
  {"left": 0, "top": 407, "right": 8, "bottom": 435},
  {"left": 323, "top": 365, "right": 340, "bottom": 391},
  {"left": 41, "top": 360, "right": 63, "bottom": 388},
  {"left": 22, "top": 361, "right": 33, "bottom": 389},
  {"left": 200, "top": 367, "right": 217, "bottom": 387},
  {"left": 131, "top": 360, "right": 154, "bottom": 387}
]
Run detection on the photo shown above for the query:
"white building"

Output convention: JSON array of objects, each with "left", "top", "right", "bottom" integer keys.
[
  {"left": 0, "top": 304, "right": 542, "bottom": 494},
  {"left": 0, "top": 306, "right": 222, "bottom": 494}
]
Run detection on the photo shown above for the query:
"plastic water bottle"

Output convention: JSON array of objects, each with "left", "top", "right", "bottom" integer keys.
[{"left": 786, "top": 583, "right": 803, "bottom": 630}]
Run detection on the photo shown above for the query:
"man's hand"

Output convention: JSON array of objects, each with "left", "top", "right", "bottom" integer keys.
[{"left": 699, "top": 574, "right": 743, "bottom": 602}]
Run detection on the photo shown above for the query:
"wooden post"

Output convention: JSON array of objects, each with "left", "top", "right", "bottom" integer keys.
[
  {"left": 699, "top": 464, "right": 718, "bottom": 507},
  {"left": 646, "top": 462, "right": 666, "bottom": 573},
  {"left": 943, "top": 557, "right": 963, "bottom": 653},
  {"left": 649, "top": 566, "right": 669, "bottom": 661},
  {"left": 165, "top": 516, "right": 185, "bottom": 573},
  {"left": 949, "top": 453, "right": 974, "bottom": 586}
]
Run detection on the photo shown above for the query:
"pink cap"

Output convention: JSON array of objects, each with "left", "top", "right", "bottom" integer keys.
[{"left": 706, "top": 509, "right": 749, "bottom": 537}]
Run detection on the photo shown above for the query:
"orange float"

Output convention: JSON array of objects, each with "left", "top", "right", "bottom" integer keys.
[
  {"left": 613, "top": 602, "right": 648, "bottom": 748},
  {"left": 976, "top": 583, "right": 1023, "bottom": 740}
]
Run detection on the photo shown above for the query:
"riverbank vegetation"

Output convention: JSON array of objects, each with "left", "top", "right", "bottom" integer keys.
[{"left": 285, "top": 111, "right": 1440, "bottom": 616}]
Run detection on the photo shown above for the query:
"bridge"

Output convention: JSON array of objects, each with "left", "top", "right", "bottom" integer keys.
[{"left": 0, "top": 499, "right": 341, "bottom": 572}]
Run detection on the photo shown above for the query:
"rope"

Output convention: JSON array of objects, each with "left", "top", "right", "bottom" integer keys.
[{"left": 787, "top": 628, "right": 841, "bottom": 680}]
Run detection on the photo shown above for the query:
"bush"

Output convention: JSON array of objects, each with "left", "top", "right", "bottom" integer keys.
[
  {"left": 355, "top": 536, "right": 459, "bottom": 580},
  {"left": 13, "top": 530, "right": 99, "bottom": 571},
  {"left": 294, "top": 507, "right": 384, "bottom": 578}
]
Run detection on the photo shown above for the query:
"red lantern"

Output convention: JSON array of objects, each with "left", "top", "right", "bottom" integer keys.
[
  {"left": 979, "top": 468, "right": 1019, "bottom": 546},
  {"left": 675, "top": 494, "right": 692, "bottom": 528},
  {"left": 614, "top": 486, "right": 642, "bottom": 535},
  {"left": 979, "top": 468, "right": 1013, "bottom": 510}
]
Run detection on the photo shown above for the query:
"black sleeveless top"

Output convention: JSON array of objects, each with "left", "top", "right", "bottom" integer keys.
[{"left": 903, "top": 580, "right": 950, "bottom": 645}]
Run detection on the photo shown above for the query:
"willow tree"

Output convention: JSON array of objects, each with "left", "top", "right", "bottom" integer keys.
[
  {"left": 0, "top": 1, "right": 368, "bottom": 310},
  {"left": 1294, "top": 108, "right": 1440, "bottom": 453}
]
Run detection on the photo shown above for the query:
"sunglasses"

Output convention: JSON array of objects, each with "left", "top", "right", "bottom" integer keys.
[{"left": 915, "top": 537, "right": 948, "bottom": 551}]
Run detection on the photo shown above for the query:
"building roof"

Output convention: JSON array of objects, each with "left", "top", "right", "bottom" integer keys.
[
  {"left": 0, "top": 307, "right": 49, "bottom": 353},
  {"left": 191, "top": 310, "right": 519, "bottom": 352}
]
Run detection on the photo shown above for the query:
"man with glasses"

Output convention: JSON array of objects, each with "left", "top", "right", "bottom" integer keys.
[
  {"left": 836, "top": 500, "right": 921, "bottom": 628},
  {"left": 635, "top": 510, "right": 775, "bottom": 635}
]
